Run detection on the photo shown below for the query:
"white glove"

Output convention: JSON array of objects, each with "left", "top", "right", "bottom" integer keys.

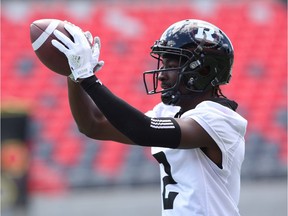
[
  {"left": 90, "top": 35, "right": 104, "bottom": 72},
  {"left": 83, "top": 31, "right": 103, "bottom": 70},
  {"left": 52, "top": 23, "right": 103, "bottom": 81}
]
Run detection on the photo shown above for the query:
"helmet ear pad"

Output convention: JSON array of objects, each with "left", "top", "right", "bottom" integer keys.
[{"left": 182, "top": 56, "right": 218, "bottom": 92}]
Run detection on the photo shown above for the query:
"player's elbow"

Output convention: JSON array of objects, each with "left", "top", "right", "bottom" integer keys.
[
  {"left": 76, "top": 124, "right": 97, "bottom": 139},
  {"left": 77, "top": 125, "right": 91, "bottom": 137},
  {"left": 77, "top": 121, "right": 107, "bottom": 140}
]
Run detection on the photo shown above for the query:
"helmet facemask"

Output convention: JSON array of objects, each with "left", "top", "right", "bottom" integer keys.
[
  {"left": 143, "top": 42, "right": 192, "bottom": 91},
  {"left": 143, "top": 42, "right": 218, "bottom": 105},
  {"left": 143, "top": 42, "right": 194, "bottom": 105}
]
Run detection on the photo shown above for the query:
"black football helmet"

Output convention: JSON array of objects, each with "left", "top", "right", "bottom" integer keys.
[{"left": 143, "top": 19, "right": 234, "bottom": 105}]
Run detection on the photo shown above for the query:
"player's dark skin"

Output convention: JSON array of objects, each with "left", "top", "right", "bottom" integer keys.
[{"left": 67, "top": 57, "right": 222, "bottom": 168}]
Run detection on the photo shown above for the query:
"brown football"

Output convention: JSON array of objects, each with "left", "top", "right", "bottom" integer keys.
[{"left": 30, "top": 19, "right": 73, "bottom": 76}]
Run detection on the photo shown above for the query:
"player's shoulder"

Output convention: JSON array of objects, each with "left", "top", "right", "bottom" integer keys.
[
  {"left": 195, "top": 100, "right": 239, "bottom": 116},
  {"left": 183, "top": 100, "right": 247, "bottom": 125},
  {"left": 183, "top": 100, "right": 248, "bottom": 134}
]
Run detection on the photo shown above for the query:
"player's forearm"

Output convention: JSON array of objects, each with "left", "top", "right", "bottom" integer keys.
[
  {"left": 67, "top": 78, "right": 134, "bottom": 144},
  {"left": 67, "top": 78, "right": 105, "bottom": 137}
]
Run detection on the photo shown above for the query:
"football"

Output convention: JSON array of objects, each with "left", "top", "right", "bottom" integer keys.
[{"left": 30, "top": 19, "right": 73, "bottom": 76}]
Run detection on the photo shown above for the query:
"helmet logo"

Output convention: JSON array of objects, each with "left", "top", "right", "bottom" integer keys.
[
  {"left": 195, "top": 27, "right": 215, "bottom": 42},
  {"left": 193, "top": 26, "right": 221, "bottom": 47}
]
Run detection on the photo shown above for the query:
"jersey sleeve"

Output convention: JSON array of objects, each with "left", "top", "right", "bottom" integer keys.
[{"left": 183, "top": 101, "right": 247, "bottom": 172}]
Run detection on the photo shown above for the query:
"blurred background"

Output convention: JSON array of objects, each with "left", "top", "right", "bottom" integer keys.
[{"left": 1, "top": 0, "right": 287, "bottom": 215}]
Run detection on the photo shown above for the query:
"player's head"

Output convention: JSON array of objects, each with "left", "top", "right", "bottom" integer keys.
[{"left": 143, "top": 19, "right": 234, "bottom": 105}]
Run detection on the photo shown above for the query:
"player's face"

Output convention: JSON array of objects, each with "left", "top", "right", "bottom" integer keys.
[
  {"left": 157, "top": 58, "right": 179, "bottom": 91},
  {"left": 158, "top": 57, "right": 190, "bottom": 94}
]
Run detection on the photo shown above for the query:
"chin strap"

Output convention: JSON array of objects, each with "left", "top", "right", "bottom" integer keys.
[{"left": 161, "top": 90, "right": 181, "bottom": 106}]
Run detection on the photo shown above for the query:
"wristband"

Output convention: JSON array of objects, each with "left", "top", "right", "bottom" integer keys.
[{"left": 80, "top": 75, "right": 103, "bottom": 88}]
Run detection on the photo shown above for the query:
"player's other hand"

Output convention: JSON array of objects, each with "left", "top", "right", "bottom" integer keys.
[{"left": 51, "top": 23, "right": 104, "bottom": 81}]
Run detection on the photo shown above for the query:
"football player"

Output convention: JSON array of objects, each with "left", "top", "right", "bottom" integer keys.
[{"left": 52, "top": 19, "right": 248, "bottom": 216}]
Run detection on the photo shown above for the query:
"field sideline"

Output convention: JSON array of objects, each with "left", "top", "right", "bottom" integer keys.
[{"left": 6, "top": 179, "right": 287, "bottom": 216}]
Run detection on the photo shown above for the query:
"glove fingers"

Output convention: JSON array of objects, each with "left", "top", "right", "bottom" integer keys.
[
  {"left": 64, "top": 23, "right": 86, "bottom": 45},
  {"left": 53, "top": 29, "right": 74, "bottom": 49},
  {"left": 94, "top": 60, "right": 104, "bottom": 72},
  {"left": 98, "top": 60, "right": 104, "bottom": 67},
  {"left": 94, "top": 36, "right": 101, "bottom": 50},
  {"left": 64, "top": 23, "right": 78, "bottom": 37},
  {"left": 51, "top": 39, "right": 68, "bottom": 53},
  {"left": 92, "top": 36, "right": 101, "bottom": 58},
  {"left": 84, "top": 31, "right": 93, "bottom": 44}
]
